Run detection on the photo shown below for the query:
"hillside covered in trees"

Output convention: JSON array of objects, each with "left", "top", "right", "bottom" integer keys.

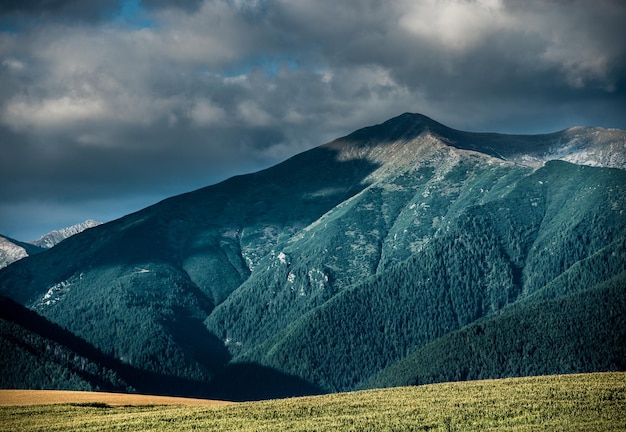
[{"left": 1, "top": 113, "right": 625, "bottom": 399}]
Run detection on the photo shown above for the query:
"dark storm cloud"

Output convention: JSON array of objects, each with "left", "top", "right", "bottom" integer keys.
[
  {"left": 1, "top": 0, "right": 625, "bottom": 239},
  {"left": 0, "top": 0, "right": 124, "bottom": 23},
  {"left": 0, "top": 0, "right": 204, "bottom": 21},
  {"left": 140, "top": 0, "right": 204, "bottom": 13},
  {"left": 265, "top": 0, "right": 626, "bottom": 130}
]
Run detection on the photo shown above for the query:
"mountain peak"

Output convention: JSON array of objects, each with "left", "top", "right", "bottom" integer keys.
[
  {"left": 30, "top": 220, "right": 102, "bottom": 249},
  {"left": 339, "top": 112, "right": 444, "bottom": 145},
  {"left": 330, "top": 112, "right": 626, "bottom": 171}
]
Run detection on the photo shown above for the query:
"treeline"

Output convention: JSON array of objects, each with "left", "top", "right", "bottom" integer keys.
[
  {"left": 207, "top": 156, "right": 528, "bottom": 364},
  {"left": 2, "top": 155, "right": 625, "bottom": 401},
  {"left": 520, "top": 162, "right": 626, "bottom": 296}
]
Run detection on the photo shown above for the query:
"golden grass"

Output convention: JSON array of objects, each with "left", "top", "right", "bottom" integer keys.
[
  {"left": 0, "top": 389, "right": 232, "bottom": 407},
  {"left": 1, "top": 372, "right": 624, "bottom": 431}
]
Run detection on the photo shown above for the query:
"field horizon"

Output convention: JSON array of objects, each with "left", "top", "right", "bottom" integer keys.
[
  {"left": 0, "top": 389, "right": 233, "bottom": 407},
  {"left": 1, "top": 372, "right": 624, "bottom": 431}
]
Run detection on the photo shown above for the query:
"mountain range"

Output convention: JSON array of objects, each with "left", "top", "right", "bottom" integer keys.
[
  {"left": 1, "top": 113, "right": 625, "bottom": 400},
  {"left": 29, "top": 220, "right": 103, "bottom": 249},
  {"left": 0, "top": 220, "right": 101, "bottom": 269},
  {"left": 0, "top": 236, "right": 45, "bottom": 270}
]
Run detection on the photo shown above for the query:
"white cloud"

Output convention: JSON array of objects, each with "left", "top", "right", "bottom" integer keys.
[
  {"left": 3, "top": 96, "right": 107, "bottom": 131},
  {"left": 399, "top": 0, "right": 510, "bottom": 52},
  {"left": 237, "top": 100, "right": 273, "bottom": 127},
  {"left": 2, "top": 57, "right": 25, "bottom": 72},
  {"left": 189, "top": 99, "right": 227, "bottom": 126}
]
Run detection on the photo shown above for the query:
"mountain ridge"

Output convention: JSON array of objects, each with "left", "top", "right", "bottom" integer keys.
[
  {"left": 0, "top": 235, "right": 46, "bottom": 269},
  {"left": 29, "top": 220, "right": 102, "bottom": 249},
  {"left": 331, "top": 112, "right": 626, "bottom": 170},
  {"left": 0, "top": 112, "right": 624, "bottom": 399},
  {"left": 0, "top": 220, "right": 102, "bottom": 269}
]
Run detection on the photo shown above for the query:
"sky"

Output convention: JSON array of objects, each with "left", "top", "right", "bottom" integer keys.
[{"left": 1, "top": 0, "right": 625, "bottom": 240}]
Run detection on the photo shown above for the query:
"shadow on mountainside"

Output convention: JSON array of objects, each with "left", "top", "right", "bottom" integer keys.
[
  {"left": 207, "top": 362, "right": 324, "bottom": 401},
  {"left": 0, "top": 295, "right": 324, "bottom": 400}
]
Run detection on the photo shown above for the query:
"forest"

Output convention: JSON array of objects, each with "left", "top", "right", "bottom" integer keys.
[{"left": 1, "top": 113, "right": 625, "bottom": 400}]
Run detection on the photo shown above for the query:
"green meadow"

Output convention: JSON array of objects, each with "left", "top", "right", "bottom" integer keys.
[{"left": 1, "top": 373, "right": 624, "bottom": 431}]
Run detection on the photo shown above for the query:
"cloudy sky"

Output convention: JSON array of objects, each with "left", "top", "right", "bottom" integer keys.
[{"left": 1, "top": 0, "right": 625, "bottom": 240}]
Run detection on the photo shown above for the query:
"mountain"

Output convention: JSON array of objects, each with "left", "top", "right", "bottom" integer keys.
[
  {"left": 29, "top": 220, "right": 102, "bottom": 249},
  {"left": 0, "top": 220, "right": 101, "bottom": 269},
  {"left": 0, "top": 113, "right": 624, "bottom": 400},
  {"left": 0, "top": 236, "right": 45, "bottom": 269}
]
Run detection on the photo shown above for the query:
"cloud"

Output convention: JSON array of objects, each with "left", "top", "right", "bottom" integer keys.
[
  {"left": 4, "top": 96, "right": 107, "bottom": 131},
  {"left": 189, "top": 99, "right": 227, "bottom": 127},
  {"left": 399, "top": 0, "right": 511, "bottom": 52},
  {"left": 0, "top": 0, "right": 625, "bottom": 239},
  {"left": 0, "top": 0, "right": 124, "bottom": 22}
]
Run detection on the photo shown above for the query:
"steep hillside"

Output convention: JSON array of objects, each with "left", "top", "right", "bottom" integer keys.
[
  {"left": 0, "top": 143, "right": 379, "bottom": 388},
  {"left": 229, "top": 161, "right": 626, "bottom": 391},
  {"left": 0, "top": 296, "right": 130, "bottom": 391},
  {"left": 0, "top": 113, "right": 624, "bottom": 399},
  {"left": 363, "top": 270, "right": 626, "bottom": 389}
]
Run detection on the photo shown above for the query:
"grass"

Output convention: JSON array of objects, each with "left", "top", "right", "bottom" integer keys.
[
  {"left": 1, "top": 372, "right": 624, "bottom": 431},
  {"left": 0, "top": 390, "right": 231, "bottom": 407}
]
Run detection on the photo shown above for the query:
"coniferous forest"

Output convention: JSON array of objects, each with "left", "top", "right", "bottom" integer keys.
[{"left": 1, "top": 113, "right": 625, "bottom": 400}]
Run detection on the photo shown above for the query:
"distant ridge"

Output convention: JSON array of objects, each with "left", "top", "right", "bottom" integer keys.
[
  {"left": 0, "top": 220, "right": 101, "bottom": 269},
  {"left": 0, "top": 235, "right": 45, "bottom": 269},
  {"left": 30, "top": 220, "right": 102, "bottom": 249}
]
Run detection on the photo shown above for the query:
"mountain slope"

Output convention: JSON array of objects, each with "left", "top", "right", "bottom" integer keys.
[
  {"left": 363, "top": 270, "right": 626, "bottom": 389},
  {"left": 0, "top": 142, "right": 380, "bottom": 387},
  {"left": 0, "top": 295, "right": 130, "bottom": 391},
  {"left": 0, "top": 113, "right": 624, "bottom": 399},
  {"left": 229, "top": 161, "right": 626, "bottom": 392}
]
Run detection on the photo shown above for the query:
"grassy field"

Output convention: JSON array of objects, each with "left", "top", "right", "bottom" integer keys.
[
  {"left": 0, "top": 372, "right": 624, "bottom": 431},
  {"left": 0, "top": 390, "right": 232, "bottom": 407}
]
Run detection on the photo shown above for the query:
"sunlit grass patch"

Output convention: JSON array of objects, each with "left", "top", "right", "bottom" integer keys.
[{"left": 1, "top": 373, "right": 624, "bottom": 431}]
